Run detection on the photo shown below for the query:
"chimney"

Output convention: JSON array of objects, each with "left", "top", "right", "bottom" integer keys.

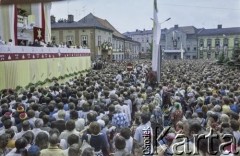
[
  {"left": 174, "top": 25, "right": 178, "bottom": 29},
  {"left": 218, "top": 24, "right": 222, "bottom": 29},
  {"left": 143, "top": 29, "right": 145, "bottom": 31},
  {"left": 136, "top": 29, "right": 138, "bottom": 32},
  {"left": 50, "top": 15, "right": 56, "bottom": 23},
  {"left": 68, "top": 14, "right": 74, "bottom": 23}
]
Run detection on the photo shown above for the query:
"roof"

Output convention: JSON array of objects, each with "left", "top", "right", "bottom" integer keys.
[
  {"left": 197, "top": 27, "right": 240, "bottom": 36},
  {"left": 123, "top": 29, "right": 169, "bottom": 36},
  {"left": 167, "top": 26, "right": 198, "bottom": 34},
  {"left": 123, "top": 30, "right": 153, "bottom": 36},
  {"left": 51, "top": 13, "right": 113, "bottom": 32},
  {"left": 95, "top": 17, "right": 126, "bottom": 39},
  {"left": 51, "top": 13, "right": 140, "bottom": 44}
]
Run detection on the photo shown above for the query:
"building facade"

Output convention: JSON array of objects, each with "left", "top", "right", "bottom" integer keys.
[
  {"left": 197, "top": 25, "right": 240, "bottom": 59},
  {"left": 124, "top": 29, "right": 153, "bottom": 53},
  {"left": 51, "top": 13, "right": 140, "bottom": 61},
  {"left": 124, "top": 25, "right": 240, "bottom": 60}
]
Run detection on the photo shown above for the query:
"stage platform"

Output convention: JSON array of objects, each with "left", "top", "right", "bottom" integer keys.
[{"left": 0, "top": 45, "right": 91, "bottom": 90}]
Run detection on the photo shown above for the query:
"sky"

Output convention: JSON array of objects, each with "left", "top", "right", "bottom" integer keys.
[{"left": 51, "top": 0, "right": 240, "bottom": 33}]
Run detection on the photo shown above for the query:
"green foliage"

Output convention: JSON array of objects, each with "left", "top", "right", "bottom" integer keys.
[
  {"left": 223, "top": 57, "right": 230, "bottom": 63},
  {"left": 25, "top": 83, "right": 34, "bottom": 89},
  {"left": 218, "top": 53, "right": 225, "bottom": 63},
  {"left": 148, "top": 42, "right": 153, "bottom": 59},
  {"left": 227, "top": 61, "right": 234, "bottom": 66},
  {"left": 52, "top": 77, "right": 58, "bottom": 81},
  {"left": 22, "top": 69, "right": 90, "bottom": 90},
  {"left": 16, "top": 86, "right": 23, "bottom": 91}
]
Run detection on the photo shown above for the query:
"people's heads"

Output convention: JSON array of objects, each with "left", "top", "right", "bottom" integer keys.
[
  {"left": 15, "top": 138, "right": 28, "bottom": 153},
  {"left": 27, "top": 145, "right": 40, "bottom": 156},
  {"left": 0, "top": 134, "right": 8, "bottom": 149},
  {"left": 67, "top": 134, "right": 79, "bottom": 146},
  {"left": 176, "top": 121, "right": 184, "bottom": 132},
  {"left": 115, "top": 105, "right": 122, "bottom": 113},
  {"left": 22, "top": 131, "right": 34, "bottom": 145},
  {"left": 141, "top": 112, "right": 151, "bottom": 124},
  {"left": 35, "top": 132, "right": 49, "bottom": 150},
  {"left": 101, "top": 115, "right": 110, "bottom": 126},
  {"left": 49, "top": 128, "right": 60, "bottom": 137},
  {"left": 49, "top": 133, "right": 60, "bottom": 146},
  {"left": 87, "top": 112, "right": 97, "bottom": 123},
  {"left": 208, "top": 113, "right": 218, "bottom": 125},
  {"left": 230, "top": 119, "right": 240, "bottom": 131},
  {"left": 97, "top": 119, "right": 105, "bottom": 129},
  {"left": 120, "top": 127, "right": 131, "bottom": 140},
  {"left": 222, "top": 128, "right": 233, "bottom": 142},
  {"left": 68, "top": 144, "right": 81, "bottom": 156},
  {"left": 188, "top": 120, "right": 202, "bottom": 136},
  {"left": 141, "top": 105, "right": 149, "bottom": 113},
  {"left": 115, "top": 135, "right": 126, "bottom": 150},
  {"left": 81, "top": 147, "right": 94, "bottom": 156},
  {"left": 5, "top": 128, "right": 15, "bottom": 139},
  {"left": 57, "top": 102, "right": 64, "bottom": 110},
  {"left": 58, "top": 110, "right": 66, "bottom": 119},
  {"left": 3, "top": 119, "right": 12, "bottom": 129},
  {"left": 69, "top": 102, "right": 75, "bottom": 110},
  {"left": 82, "top": 102, "right": 90, "bottom": 112},
  {"left": 89, "top": 121, "right": 100, "bottom": 135},
  {"left": 22, "top": 120, "right": 30, "bottom": 131},
  {"left": 66, "top": 120, "right": 76, "bottom": 131},
  {"left": 34, "top": 119, "right": 44, "bottom": 128},
  {"left": 70, "top": 110, "right": 79, "bottom": 120},
  {"left": 27, "top": 110, "right": 35, "bottom": 118},
  {"left": 220, "top": 114, "right": 230, "bottom": 123}
]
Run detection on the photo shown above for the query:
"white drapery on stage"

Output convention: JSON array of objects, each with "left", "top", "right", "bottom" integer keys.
[{"left": 0, "top": 2, "right": 52, "bottom": 45}]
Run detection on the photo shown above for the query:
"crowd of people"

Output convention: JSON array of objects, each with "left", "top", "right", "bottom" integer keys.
[
  {"left": 0, "top": 60, "right": 240, "bottom": 156},
  {"left": 0, "top": 37, "right": 85, "bottom": 49}
]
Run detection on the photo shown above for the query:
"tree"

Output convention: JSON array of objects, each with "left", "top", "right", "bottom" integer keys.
[{"left": 148, "top": 42, "right": 153, "bottom": 59}]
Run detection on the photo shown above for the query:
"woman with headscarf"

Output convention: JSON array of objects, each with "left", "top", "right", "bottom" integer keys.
[{"left": 171, "top": 103, "right": 183, "bottom": 129}]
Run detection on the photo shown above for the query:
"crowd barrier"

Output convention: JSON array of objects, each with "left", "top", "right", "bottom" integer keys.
[{"left": 0, "top": 45, "right": 91, "bottom": 90}]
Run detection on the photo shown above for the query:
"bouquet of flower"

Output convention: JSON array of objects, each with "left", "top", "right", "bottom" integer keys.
[{"left": 101, "top": 41, "right": 112, "bottom": 51}]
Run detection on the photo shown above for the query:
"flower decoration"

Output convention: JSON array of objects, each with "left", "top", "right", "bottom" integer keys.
[{"left": 101, "top": 41, "right": 112, "bottom": 51}]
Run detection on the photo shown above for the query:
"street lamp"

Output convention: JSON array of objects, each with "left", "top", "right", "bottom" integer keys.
[{"left": 150, "top": 17, "right": 171, "bottom": 24}]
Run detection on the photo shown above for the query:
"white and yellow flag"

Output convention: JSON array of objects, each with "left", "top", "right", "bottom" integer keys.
[{"left": 152, "top": 0, "right": 161, "bottom": 72}]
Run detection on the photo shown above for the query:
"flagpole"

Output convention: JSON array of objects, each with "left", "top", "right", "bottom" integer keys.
[{"left": 157, "top": 45, "right": 161, "bottom": 83}]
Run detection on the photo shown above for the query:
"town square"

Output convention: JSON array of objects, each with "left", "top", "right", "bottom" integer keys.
[{"left": 0, "top": 0, "right": 240, "bottom": 156}]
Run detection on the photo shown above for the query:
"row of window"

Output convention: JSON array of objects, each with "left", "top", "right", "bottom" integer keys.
[
  {"left": 112, "top": 54, "right": 124, "bottom": 60},
  {"left": 134, "top": 37, "right": 152, "bottom": 43},
  {"left": 52, "top": 35, "right": 113, "bottom": 47},
  {"left": 199, "top": 38, "right": 239, "bottom": 48}
]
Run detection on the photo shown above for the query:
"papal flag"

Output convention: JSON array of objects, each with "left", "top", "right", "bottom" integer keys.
[
  {"left": 33, "top": 27, "right": 45, "bottom": 42},
  {"left": 152, "top": 0, "right": 161, "bottom": 72}
]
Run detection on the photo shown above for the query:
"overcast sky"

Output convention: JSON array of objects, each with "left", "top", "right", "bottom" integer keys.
[{"left": 51, "top": 0, "right": 240, "bottom": 33}]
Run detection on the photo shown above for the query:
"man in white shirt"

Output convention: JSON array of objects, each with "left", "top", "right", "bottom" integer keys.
[
  {"left": 32, "top": 119, "right": 49, "bottom": 143},
  {"left": 15, "top": 120, "right": 31, "bottom": 139},
  {"left": 115, "top": 70, "right": 123, "bottom": 82}
]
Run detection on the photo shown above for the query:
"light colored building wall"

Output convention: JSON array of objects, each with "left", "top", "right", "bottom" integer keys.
[
  {"left": 130, "top": 33, "right": 152, "bottom": 53},
  {"left": 198, "top": 34, "right": 240, "bottom": 59},
  {"left": 94, "top": 29, "right": 112, "bottom": 58},
  {"left": 51, "top": 30, "right": 60, "bottom": 44}
]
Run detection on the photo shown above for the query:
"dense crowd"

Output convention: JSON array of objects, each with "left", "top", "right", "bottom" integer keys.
[
  {"left": 0, "top": 38, "right": 85, "bottom": 49},
  {"left": 0, "top": 60, "right": 240, "bottom": 156}
]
